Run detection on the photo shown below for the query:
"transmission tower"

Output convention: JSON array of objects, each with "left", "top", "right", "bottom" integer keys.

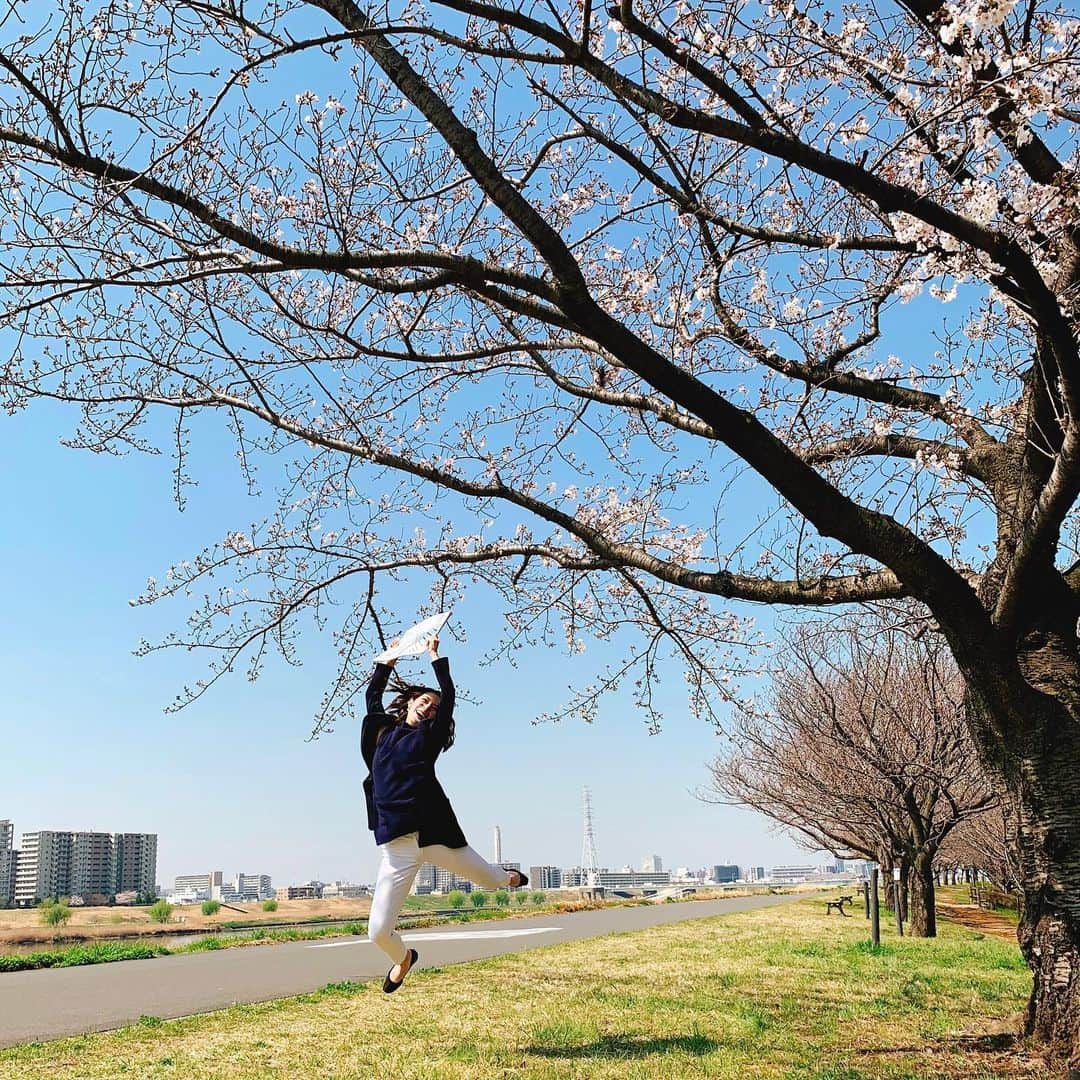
[{"left": 581, "top": 786, "right": 600, "bottom": 888}]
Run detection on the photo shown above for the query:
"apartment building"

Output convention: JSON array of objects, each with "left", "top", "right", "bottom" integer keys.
[
  {"left": 276, "top": 884, "right": 320, "bottom": 900},
  {"left": 0, "top": 821, "right": 16, "bottom": 907},
  {"left": 70, "top": 832, "right": 115, "bottom": 899},
  {"left": 15, "top": 831, "right": 73, "bottom": 905},
  {"left": 11, "top": 828, "right": 157, "bottom": 906},
  {"left": 529, "top": 865, "right": 561, "bottom": 889},
  {"left": 113, "top": 833, "right": 158, "bottom": 896}
]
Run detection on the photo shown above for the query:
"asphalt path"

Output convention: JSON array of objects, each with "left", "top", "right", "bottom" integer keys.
[{"left": 0, "top": 892, "right": 812, "bottom": 1047}]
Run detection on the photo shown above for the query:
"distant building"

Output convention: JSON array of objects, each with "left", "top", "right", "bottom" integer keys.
[
  {"left": 0, "top": 821, "right": 17, "bottom": 908},
  {"left": 321, "top": 881, "right": 369, "bottom": 899},
  {"left": 642, "top": 855, "right": 663, "bottom": 873},
  {"left": 10, "top": 827, "right": 156, "bottom": 906},
  {"left": 221, "top": 873, "right": 273, "bottom": 902},
  {"left": 770, "top": 864, "right": 818, "bottom": 884},
  {"left": 70, "top": 832, "right": 115, "bottom": 899},
  {"left": 276, "top": 884, "right": 321, "bottom": 900},
  {"left": 493, "top": 825, "right": 502, "bottom": 865},
  {"left": 562, "top": 866, "right": 670, "bottom": 889},
  {"left": 173, "top": 870, "right": 271, "bottom": 904},
  {"left": 0, "top": 849, "right": 17, "bottom": 908},
  {"left": 409, "top": 864, "right": 473, "bottom": 895},
  {"left": 113, "top": 834, "right": 158, "bottom": 897},
  {"left": 529, "top": 865, "right": 561, "bottom": 889},
  {"left": 15, "top": 831, "right": 73, "bottom": 905},
  {"left": 712, "top": 864, "right": 740, "bottom": 883},
  {"left": 173, "top": 871, "right": 222, "bottom": 902},
  {"left": 411, "top": 864, "right": 436, "bottom": 895}
]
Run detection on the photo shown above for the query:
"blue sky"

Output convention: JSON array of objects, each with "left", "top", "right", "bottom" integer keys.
[{"left": 1, "top": 402, "right": 822, "bottom": 888}]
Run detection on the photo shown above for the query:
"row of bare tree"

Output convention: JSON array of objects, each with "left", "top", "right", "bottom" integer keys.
[{"left": 705, "top": 609, "right": 1015, "bottom": 937}]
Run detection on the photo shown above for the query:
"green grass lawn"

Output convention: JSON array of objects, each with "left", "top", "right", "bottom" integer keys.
[{"left": 0, "top": 899, "right": 1047, "bottom": 1079}]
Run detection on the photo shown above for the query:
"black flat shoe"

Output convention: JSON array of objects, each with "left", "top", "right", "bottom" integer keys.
[
  {"left": 505, "top": 868, "right": 529, "bottom": 888},
  {"left": 382, "top": 948, "right": 418, "bottom": 993}
]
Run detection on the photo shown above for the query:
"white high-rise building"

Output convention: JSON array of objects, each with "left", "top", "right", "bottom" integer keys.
[
  {"left": 174, "top": 871, "right": 222, "bottom": 901},
  {"left": 642, "top": 854, "right": 663, "bottom": 873},
  {"left": 493, "top": 825, "right": 502, "bottom": 864},
  {"left": 224, "top": 873, "right": 273, "bottom": 902},
  {"left": 15, "top": 831, "right": 73, "bottom": 905}
]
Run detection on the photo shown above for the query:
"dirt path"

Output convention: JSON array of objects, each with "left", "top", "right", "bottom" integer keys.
[{"left": 937, "top": 902, "right": 1019, "bottom": 942}]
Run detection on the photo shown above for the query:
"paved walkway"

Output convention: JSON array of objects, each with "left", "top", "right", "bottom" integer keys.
[{"left": 0, "top": 892, "right": 808, "bottom": 1047}]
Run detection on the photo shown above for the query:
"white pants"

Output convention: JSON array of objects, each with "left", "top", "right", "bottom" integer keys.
[{"left": 369, "top": 832, "right": 511, "bottom": 964}]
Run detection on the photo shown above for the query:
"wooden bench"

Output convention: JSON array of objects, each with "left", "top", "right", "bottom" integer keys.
[{"left": 825, "top": 894, "right": 855, "bottom": 916}]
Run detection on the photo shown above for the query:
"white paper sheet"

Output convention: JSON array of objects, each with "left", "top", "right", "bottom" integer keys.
[{"left": 375, "top": 611, "right": 451, "bottom": 663}]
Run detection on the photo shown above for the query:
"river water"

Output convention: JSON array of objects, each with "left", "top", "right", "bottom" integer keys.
[{"left": 0, "top": 911, "right": 460, "bottom": 957}]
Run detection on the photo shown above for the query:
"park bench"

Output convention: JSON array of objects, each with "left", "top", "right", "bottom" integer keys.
[{"left": 825, "top": 894, "right": 855, "bottom": 916}]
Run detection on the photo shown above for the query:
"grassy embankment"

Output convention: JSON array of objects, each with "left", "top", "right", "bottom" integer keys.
[{"left": 0, "top": 898, "right": 1047, "bottom": 1080}]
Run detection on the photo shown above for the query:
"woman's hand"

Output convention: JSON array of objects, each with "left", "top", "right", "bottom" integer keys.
[{"left": 427, "top": 635, "right": 440, "bottom": 660}]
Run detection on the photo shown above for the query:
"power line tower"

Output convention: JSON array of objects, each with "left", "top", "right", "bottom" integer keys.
[{"left": 581, "top": 787, "right": 600, "bottom": 888}]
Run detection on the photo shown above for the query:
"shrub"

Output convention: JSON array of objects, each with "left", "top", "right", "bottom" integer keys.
[
  {"left": 515, "top": 891, "right": 529, "bottom": 906},
  {"left": 40, "top": 902, "right": 72, "bottom": 927},
  {"left": 148, "top": 900, "right": 174, "bottom": 924},
  {"left": 261, "top": 899, "right": 278, "bottom": 912},
  {"left": 531, "top": 891, "right": 545, "bottom": 905},
  {"left": 494, "top": 890, "right": 510, "bottom": 907},
  {"left": 201, "top": 899, "right": 221, "bottom": 916},
  {"left": 470, "top": 891, "right": 488, "bottom": 909},
  {"left": 447, "top": 890, "right": 467, "bottom": 909}
]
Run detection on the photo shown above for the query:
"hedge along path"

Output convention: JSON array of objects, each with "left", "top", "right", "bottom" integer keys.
[{"left": 0, "top": 900, "right": 1042, "bottom": 1080}]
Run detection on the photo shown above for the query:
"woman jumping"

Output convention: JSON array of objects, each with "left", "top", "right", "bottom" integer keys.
[{"left": 362, "top": 633, "right": 528, "bottom": 992}]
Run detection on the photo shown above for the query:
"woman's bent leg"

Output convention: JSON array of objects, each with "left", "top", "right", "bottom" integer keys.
[
  {"left": 425, "top": 843, "right": 511, "bottom": 891},
  {"left": 369, "top": 833, "right": 422, "bottom": 964}
]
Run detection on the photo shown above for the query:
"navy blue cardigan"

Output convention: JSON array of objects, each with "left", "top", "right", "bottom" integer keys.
[{"left": 361, "top": 658, "right": 467, "bottom": 849}]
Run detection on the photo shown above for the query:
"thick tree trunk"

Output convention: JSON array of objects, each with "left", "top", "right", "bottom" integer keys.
[
  {"left": 1009, "top": 740, "right": 1080, "bottom": 1072},
  {"left": 969, "top": 676, "right": 1080, "bottom": 1071},
  {"left": 908, "top": 849, "right": 938, "bottom": 937}
]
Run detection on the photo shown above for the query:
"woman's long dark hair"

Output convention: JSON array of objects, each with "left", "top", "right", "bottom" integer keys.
[{"left": 385, "top": 674, "right": 455, "bottom": 751}]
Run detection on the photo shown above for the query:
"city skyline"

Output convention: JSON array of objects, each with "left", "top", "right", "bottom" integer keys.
[{"left": 2, "top": 804, "right": 823, "bottom": 892}]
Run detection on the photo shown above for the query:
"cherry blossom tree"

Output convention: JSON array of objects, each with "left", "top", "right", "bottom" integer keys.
[
  {"left": 1, "top": 0, "right": 1080, "bottom": 1060},
  {"left": 938, "top": 802, "right": 1023, "bottom": 894},
  {"left": 705, "top": 613, "right": 994, "bottom": 937}
]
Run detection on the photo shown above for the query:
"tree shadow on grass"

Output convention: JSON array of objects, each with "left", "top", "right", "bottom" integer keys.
[{"left": 525, "top": 1032, "right": 718, "bottom": 1060}]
